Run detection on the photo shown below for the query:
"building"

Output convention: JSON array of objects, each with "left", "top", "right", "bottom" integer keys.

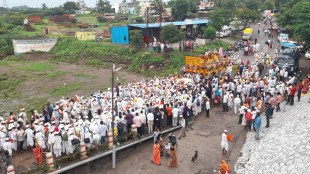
[
  {"left": 111, "top": 19, "right": 209, "bottom": 45},
  {"left": 27, "top": 15, "right": 42, "bottom": 24},
  {"left": 75, "top": 31, "right": 97, "bottom": 40},
  {"left": 12, "top": 39, "right": 57, "bottom": 55},
  {"left": 118, "top": 0, "right": 139, "bottom": 14}
]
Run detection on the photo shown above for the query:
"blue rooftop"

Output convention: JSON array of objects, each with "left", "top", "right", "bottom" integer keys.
[{"left": 128, "top": 19, "right": 209, "bottom": 28}]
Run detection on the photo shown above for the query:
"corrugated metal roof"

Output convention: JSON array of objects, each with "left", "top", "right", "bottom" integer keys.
[{"left": 128, "top": 19, "right": 209, "bottom": 28}]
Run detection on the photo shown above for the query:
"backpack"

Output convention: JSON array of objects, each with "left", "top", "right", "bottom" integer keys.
[
  {"left": 62, "top": 132, "right": 68, "bottom": 141},
  {"left": 196, "top": 99, "right": 200, "bottom": 106}
]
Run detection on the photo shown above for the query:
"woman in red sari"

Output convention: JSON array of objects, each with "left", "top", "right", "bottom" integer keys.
[
  {"left": 33, "top": 143, "right": 43, "bottom": 166},
  {"left": 151, "top": 141, "right": 161, "bottom": 165}
]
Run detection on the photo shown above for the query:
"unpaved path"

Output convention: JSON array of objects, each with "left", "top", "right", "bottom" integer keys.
[{"left": 99, "top": 106, "right": 247, "bottom": 174}]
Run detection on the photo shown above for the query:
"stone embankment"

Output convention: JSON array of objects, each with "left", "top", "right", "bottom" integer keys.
[{"left": 235, "top": 95, "right": 310, "bottom": 174}]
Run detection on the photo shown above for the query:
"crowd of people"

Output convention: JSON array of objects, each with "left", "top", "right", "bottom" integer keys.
[{"left": 0, "top": 17, "right": 308, "bottom": 174}]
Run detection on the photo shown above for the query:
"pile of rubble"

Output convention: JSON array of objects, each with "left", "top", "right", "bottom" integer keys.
[{"left": 235, "top": 95, "right": 310, "bottom": 174}]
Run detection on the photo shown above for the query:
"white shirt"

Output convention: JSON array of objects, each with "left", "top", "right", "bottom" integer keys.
[
  {"left": 172, "top": 108, "right": 179, "bottom": 118},
  {"left": 206, "top": 101, "right": 210, "bottom": 110},
  {"left": 147, "top": 113, "right": 154, "bottom": 121},
  {"left": 180, "top": 118, "right": 186, "bottom": 127}
]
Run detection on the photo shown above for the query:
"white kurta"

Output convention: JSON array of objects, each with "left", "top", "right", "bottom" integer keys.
[{"left": 221, "top": 133, "right": 228, "bottom": 150}]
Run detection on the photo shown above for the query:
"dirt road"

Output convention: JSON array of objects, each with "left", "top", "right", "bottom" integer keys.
[{"left": 98, "top": 106, "right": 247, "bottom": 174}]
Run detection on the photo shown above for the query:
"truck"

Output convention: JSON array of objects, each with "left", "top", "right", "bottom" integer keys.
[
  {"left": 242, "top": 28, "right": 253, "bottom": 40},
  {"left": 275, "top": 47, "right": 301, "bottom": 75},
  {"left": 216, "top": 25, "right": 232, "bottom": 38}
]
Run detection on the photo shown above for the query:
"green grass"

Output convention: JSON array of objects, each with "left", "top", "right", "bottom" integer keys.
[
  {"left": 42, "top": 71, "right": 66, "bottom": 79},
  {"left": 73, "top": 73, "right": 97, "bottom": 79},
  {"left": 19, "top": 62, "right": 54, "bottom": 71},
  {"left": 0, "top": 73, "right": 25, "bottom": 98},
  {"left": 50, "top": 83, "right": 81, "bottom": 96}
]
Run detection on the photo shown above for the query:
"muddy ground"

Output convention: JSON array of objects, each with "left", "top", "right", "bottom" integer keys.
[{"left": 0, "top": 57, "right": 146, "bottom": 116}]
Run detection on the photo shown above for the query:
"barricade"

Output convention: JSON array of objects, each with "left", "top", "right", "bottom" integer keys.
[
  {"left": 46, "top": 152, "right": 54, "bottom": 168},
  {"left": 7, "top": 165, "right": 15, "bottom": 174},
  {"left": 80, "top": 142, "right": 87, "bottom": 159},
  {"left": 108, "top": 131, "right": 113, "bottom": 149}
]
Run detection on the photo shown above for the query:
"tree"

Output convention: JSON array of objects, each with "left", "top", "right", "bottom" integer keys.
[
  {"left": 208, "top": 8, "right": 232, "bottom": 31},
  {"left": 160, "top": 24, "right": 184, "bottom": 43},
  {"left": 129, "top": 30, "right": 143, "bottom": 48},
  {"left": 204, "top": 26, "right": 216, "bottom": 41},
  {"left": 150, "top": 0, "right": 165, "bottom": 27},
  {"left": 41, "top": 3, "right": 48, "bottom": 10},
  {"left": 235, "top": 8, "right": 261, "bottom": 22},
  {"left": 277, "top": 0, "right": 310, "bottom": 44},
  {"left": 96, "top": 0, "right": 112, "bottom": 13},
  {"left": 169, "top": 0, "right": 194, "bottom": 21},
  {"left": 63, "top": 1, "right": 78, "bottom": 11}
]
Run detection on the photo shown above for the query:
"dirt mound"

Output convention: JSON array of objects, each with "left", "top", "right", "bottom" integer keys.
[{"left": 22, "top": 53, "right": 55, "bottom": 61}]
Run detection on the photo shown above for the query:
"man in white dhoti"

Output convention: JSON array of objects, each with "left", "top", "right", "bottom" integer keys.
[{"left": 221, "top": 130, "right": 228, "bottom": 156}]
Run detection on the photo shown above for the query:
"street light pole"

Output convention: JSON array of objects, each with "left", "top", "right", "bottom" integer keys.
[
  {"left": 111, "top": 65, "right": 116, "bottom": 169},
  {"left": 111, "top": 64, "right": 121, "bottom": 169}
]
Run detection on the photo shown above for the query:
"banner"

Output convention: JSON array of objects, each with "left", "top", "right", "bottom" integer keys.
[{"left": 185, "top": 56, "right": 205, "bottom": 66}]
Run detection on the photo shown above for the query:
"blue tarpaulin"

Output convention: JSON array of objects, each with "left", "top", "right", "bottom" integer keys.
[{"left": 280, "top": 42, "right": 296, "bottom": 48}]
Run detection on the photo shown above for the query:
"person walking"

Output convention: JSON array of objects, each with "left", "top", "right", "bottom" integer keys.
[
  {"left": 289, "top": 84, "right": 297, "bottom": 105},
  {"left": 221, "top": 130, "right": 228, "bottom": 156},
  {"left": 265, "top": 104, "right": 273, "bottom": 128},
  {"left": 234, "top": 95, "right": 241, "bottom": 114},
  {"left": 172, "top": 105, "right": 179, "bottom": 127},
  {"left": 297, "top": 80, "right": 303, "bottom": 101},
  {"left": 245, "top": 109, "right": 252, "bottom": 131},
  {"left": 98, "top": 121, "right": 108, "bottom": 145},
  {"left": 276, "top": 92, "right": 282, "bottom": 112},
  {"left": 151, "top": 141, "right": 161, "bottom": 165},
  {"left": 253, "top": 112, "right": 262, "bottom": 140},
  {"left": 178, "top": 116, "right": 186, "bottom": 140},
  {"left": 206, "top": 98, "right": 210, "bottom": 117},
  {"left": 147, "top": 110, "right": 154, "bottom": 133},
  {"left": 168, "top": 146, "right": 178, "bottom": 167}
]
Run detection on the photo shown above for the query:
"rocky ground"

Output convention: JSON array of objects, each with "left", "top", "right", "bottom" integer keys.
[{"left": 235, "top": 94, "right": 310, "bottom": 174}]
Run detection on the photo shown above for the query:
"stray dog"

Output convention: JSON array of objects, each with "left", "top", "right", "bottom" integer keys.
[{"left": 191, "top": 150, "right": 198, "bottom": 163}]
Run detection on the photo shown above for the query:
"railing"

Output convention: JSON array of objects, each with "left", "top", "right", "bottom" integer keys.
[{"left": 50, "top": 125, "right": 182, "bottom": 174}]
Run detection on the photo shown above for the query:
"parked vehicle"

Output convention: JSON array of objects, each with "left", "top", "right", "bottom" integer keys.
[
  {"left": 278, "top": 33, "right": 289, "bottom": 42},
  {"left": 280, "top": 41, "right": 305, "bottom": 52},
  {"left": 242, "top": 28, "right": 253, "bottom": 40},
  {"left": 275, "top": 47, "right": 301, "bottom": 75},
  {"left": 305, "top": 49, "right": 310, "bottom": 60},
  {"left": 216, "top": 25, "right": 232, "bottom": 38},
  {"left": 230, "top": 21, "right": 244, "bottom": 31},
  {"left": 234, "top": 40, "right": 244, "bottom": 51}
]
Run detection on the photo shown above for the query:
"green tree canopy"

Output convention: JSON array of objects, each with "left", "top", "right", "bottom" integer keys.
[
  {"left": 168, "top": 0, "right": 197, "bottom": 21},
  {"left": 129, "top": 30, "right": 143, "bottom": 48},
  {"left": 96, "top": 0, "right": 112, "bottom": 13},
  {"left": 160, "top": 24, "right": 184, "bottom": 43},
  {"left": 235, "top": 8, "right": 261, "bottom": 22},
  {"left": 208, "top": 8, "right": 232, "bottom": 31},
  {"left": 203, "top": 26, "right": 216, "bottom": 41},
  {"left": 150, "top": 0, "right": 165, "bottom": 24},
  {"left": 63, "top": 1, "right": 78, "bottom": 11},
  {"left": 277, "top": 0, "right": 310, "bottom": 43}
]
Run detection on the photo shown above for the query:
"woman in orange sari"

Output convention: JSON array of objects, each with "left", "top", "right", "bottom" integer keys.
[
  {"left": 33, "top": 143, "right": 43, "bottom": 166},
  {"left": 219, "top": 160, "right": 230, "bottom": 174},
  {"left": 302, "top": 78, "right": 309, "bottom": 94},
  {"left": 168, "top": 146, "right": 178, "bottom": 167},
  {"left": 151, "top": 141, "right": 161, "bottom": 165}
]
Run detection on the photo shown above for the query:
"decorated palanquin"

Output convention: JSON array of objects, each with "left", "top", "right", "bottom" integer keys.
[{"left": 185, "top": 52, "right": 230, "bottom": 76}]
